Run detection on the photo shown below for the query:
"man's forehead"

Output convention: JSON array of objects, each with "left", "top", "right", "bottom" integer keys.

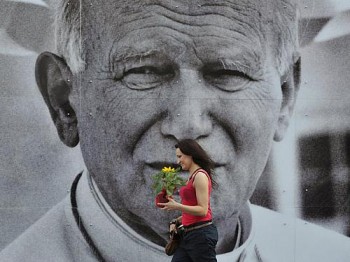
[
  {"left": 81, "top": 0, "right": 283, "bottom": 45},
  {"left": 77, "top": 0, "right": 297, "bottom": 71},
  {"left": 82, "top": 0, "right": 295, "bottom": 9},
  {"left": 81, "top": 0, "right": 271, "bottom": 61},
  {"left": 82, "top": 0, "right": 292, "bottom": 24}
]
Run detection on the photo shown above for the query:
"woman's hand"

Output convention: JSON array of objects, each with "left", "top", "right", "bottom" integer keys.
[{"left": 157, "top": 196, "right": 181, "bottom": 211}]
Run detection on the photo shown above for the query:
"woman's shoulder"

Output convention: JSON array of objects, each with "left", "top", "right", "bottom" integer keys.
[{"left": 193, "top": 170, "right": 209, "bottom": 182}]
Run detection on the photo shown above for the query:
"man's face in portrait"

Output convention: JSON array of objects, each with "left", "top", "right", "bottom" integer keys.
[{"left": 37, "top": 0, "right": 299, "bottom": 245}]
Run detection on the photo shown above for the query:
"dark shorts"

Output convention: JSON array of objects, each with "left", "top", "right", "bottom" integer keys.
[{"left": 171, "top": 224, "right": 218, "bottom": 262}]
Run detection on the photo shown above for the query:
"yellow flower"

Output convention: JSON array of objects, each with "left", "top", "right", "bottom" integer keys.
[
  {"left": 162, "top": 166, "right": 176, "bottom": 173},
  {"left": 152, "top": 166, "right": 185, "bottom": 196}
]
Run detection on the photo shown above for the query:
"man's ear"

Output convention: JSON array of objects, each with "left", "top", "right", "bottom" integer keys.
[
  {"left": 274, "top": 57, "right": 301, "bottom": 142},
  {"left": 35, "top": 52, "right": 79, "bottom": 147}
]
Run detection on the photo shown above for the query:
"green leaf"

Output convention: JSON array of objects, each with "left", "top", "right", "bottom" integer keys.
[{"left": 151, "top": 167, "right": 186, "bottom": 196}]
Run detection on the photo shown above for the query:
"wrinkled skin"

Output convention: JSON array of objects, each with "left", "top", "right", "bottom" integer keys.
[{"left": 36, "top": 0, "right": 299, "bottom": 253}]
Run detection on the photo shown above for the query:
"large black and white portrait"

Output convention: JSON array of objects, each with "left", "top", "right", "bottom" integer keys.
[{"left": 1, "top": 0, "right": 350, "bottom": 261}]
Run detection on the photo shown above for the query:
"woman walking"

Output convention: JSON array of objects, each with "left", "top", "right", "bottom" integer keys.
[{"left": 158, "top": 139, "right": 218, "bottom": 262}]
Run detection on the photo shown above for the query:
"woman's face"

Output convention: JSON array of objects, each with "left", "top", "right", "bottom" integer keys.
[{"left": 176, "top": 148, "right": 193, "bottom": 171}]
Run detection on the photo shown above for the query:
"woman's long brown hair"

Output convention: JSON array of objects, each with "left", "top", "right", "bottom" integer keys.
[{"left": 175, "top": 139, "right": 218, "bottom": 188}]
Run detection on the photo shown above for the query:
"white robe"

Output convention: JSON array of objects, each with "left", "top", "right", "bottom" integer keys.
[{"left": 1, "top": 172, "right": 350, "bottom": 262}]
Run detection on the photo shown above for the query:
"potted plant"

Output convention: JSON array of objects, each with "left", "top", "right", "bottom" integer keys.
[{"left": 152, "top": 166, "right": 186, "bottom": 208}]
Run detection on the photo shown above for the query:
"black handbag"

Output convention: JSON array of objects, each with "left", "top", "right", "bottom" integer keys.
[{"left": 165, "top": 225, "right": 184, "bottom": 256}]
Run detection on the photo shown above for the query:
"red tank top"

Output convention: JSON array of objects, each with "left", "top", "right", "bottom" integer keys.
[{"left": 179, "top": 169, "right": 212, "bottom": 226}]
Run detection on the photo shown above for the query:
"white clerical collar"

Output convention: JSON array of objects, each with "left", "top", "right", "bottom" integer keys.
[
  {"left": 217, "top": 203, "right": 257, "bottom": 262},
  {"left": 76, "top": 171, "right": 257, "bottom": 261}
]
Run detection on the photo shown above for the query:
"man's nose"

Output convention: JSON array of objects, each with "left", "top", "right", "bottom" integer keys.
[{"left": 160, "top": 70, "right": 213, "bottom": 140}]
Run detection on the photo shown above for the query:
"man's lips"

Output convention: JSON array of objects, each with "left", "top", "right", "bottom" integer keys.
[
  {"left": 145, "top": 161, "right": 226, "bottom": 170},
  {"left": 146, "top": 161, "right": 180, "bottom": 170}
]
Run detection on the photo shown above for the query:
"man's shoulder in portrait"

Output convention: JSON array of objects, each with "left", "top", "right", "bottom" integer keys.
[
  {"left": 251, "top": 204, "right": 350, "bottom": 262},
  {"left": 0, "top": 197, "right": 77, "bottom": 262}
]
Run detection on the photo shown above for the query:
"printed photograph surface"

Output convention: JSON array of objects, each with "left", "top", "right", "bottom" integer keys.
[{"left": 1, "top": 0, "right": 350, "bottom": 261}]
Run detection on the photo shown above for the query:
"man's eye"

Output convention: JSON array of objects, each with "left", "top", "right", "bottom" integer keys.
[
  {"left": 126, "top": 67, "right": 159, "bottom": 75},
  {"left": 121, "top": 66, "right": 174, "bottom": 90},
  {"left": 207, "top": 69, "right": 248, "bottom": 78},
  {"left": 204, "top": 69, "right": 253, "bottom": 92}
]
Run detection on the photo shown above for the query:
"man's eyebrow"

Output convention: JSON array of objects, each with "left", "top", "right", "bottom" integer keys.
[
  {"left": 219, "top": 59, "right": 251, "bottom": 71},
  {"left": 203, "top": 54, "right": 264, "bottom": 79},
  {"left": 111, "top": 49, "right": 165, "bottom": 64},
  {"left": 108, "top": 48, "right": 169, "bottom": 72}
]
